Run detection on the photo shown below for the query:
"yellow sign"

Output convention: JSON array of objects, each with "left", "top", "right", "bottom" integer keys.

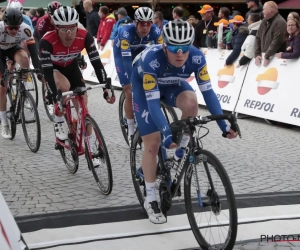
[
  {"left": 143, "top": 74, "right": 156, "bottom": 91},
  {"left": 199, "top": 65, "right": 210, "bottom": 81},
  {"left": 121, "top": 40, "right": 129, "bottom": 50},
  {"left": 157, "top": 35, "right": 163, "bottom": 44}
]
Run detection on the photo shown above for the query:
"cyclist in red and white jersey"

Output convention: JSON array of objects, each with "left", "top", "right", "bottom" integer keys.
[
  {"left": 34, "top": 1, "right": 61, "bottom": 42},
  {"left": 0, "top": 8, "right": 40, "bottom": 139},
  {"left": 39, "top": 6, "right": 115, "bottom": 141}
]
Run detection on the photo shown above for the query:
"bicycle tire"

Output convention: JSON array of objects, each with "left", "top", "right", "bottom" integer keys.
[
  {"left": 6, "top": 84, "right": 17, "bottom": 140},
  {"left": 42, "top": 82, "right": 54, "bottom": 122},
  {"left": 160, "top": 101, "right": 178, "bottom": 123},
  {"left": 59, "top": 137, "right": 79, "bottom": 174},
  {"left": 85, "top": 115, "right": 113, "bottom": 195},
  {"left": 27, "top": 71, "right": 38, "bottom": 107},
  {"left": 20, "top": 91, "right": 41, "bottom": 153},
  {"left": 184, "top": 149, "right": 238, "bottom": 250},
  {"left": 130, "top": 130, "right": 146, "bottom": 212},
  {"left": 118, "top": 91, "right": 129, "bottom": 145}
]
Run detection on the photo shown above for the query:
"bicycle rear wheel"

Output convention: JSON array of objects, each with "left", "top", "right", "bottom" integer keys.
[
  {"left": 6, "top": 84, "right": 17, "bottom": 140},
  {"left": 42, "top": 82, "right": 54, "bottom": 122},
  {"left": 184, "top": 149, "right": 238, "bottom": 250},
  {"left": 21, "top": 91, "right": 41, "bottom": 153},
  {"left": 85, "top": 115, "right": 113, "bottom": 195}
]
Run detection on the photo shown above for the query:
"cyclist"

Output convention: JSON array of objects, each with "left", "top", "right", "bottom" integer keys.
[
  {"left": 9, "top": 1, "right": 34, "bottom": 31},
  {"left": 113, "top": 6, "right": 163, "bottom": 145},
  {"left": 39, "top": 6, "right": 114, "bottom": 144},
  {"left": 0, "top": 8, "right": 40, "bottom": 139},
  {"left": 35, "top": 1, "right": 61, "bottom": 42},
  {"left": 131, "top": 20, "right": 238, "bottom": 224}
]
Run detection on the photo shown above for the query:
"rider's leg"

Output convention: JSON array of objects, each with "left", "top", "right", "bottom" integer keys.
[
  {"left": 0, "top": 51, "right": 11, "bottom": 138},
  {"left": 132, "top": 75, "right": 166, "bottom": 224},
  {"left": 14, "top": 47, "right": 31, "bottom": 90}
]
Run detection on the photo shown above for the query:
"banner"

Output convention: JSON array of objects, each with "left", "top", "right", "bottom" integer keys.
[{"left": 236, "top": 56, "right": 300, "bottom": 126}]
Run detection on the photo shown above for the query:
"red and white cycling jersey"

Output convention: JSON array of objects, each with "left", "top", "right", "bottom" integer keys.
[
  {"left": 36, "top": 15, "right": 55, "bottom": 39},
  {"left": 0, "top": 21, "right": 35, "bottom": 50}
]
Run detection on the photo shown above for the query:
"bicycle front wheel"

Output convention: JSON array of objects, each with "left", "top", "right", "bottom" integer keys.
[
  {"left": 6, "top": 84, "right": 17, "bottom": 140},
  {"left": 85, "top": 115, "right": 113, "bottom": 195},
  {"left": 118, "top": 91, "right": 129, "bottom": 145},
  {"left": 42, "top": 82, "right": 54, "bottom": 122},
  {"left": 26, "top": 71, "right": 38, "bottom": 107},
  {"left": 184, "top": 149, "right": 238, "bottom": 250},
  {"left": 21, "top": 91, "right": 41, "bottom": 153}
]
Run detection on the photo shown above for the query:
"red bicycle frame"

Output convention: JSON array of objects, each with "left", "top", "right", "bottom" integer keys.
[{"left": 56, "top": 84, "right": 106, "bottom": 157}]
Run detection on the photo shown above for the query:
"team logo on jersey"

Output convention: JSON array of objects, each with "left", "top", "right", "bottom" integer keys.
[
  {"left": 121, "top": 40, "right": 129, "bottom": 50},
  {"left": 143, "top": 74, "right": 156, "bottom": 91},
  {"left": 24, "top": 28, "right": 31, "bottom": 37},
  {"left": 199, "top": 65, "right": 210, "bottom": 81},
  {"left": 157, "top": 35, "right": 163, "bottom": 44},
  {"left": 149, "top": 59, "right": 160, "bottom": 70}
]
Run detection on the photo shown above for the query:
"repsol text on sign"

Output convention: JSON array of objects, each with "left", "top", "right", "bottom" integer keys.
[
  {"left": 244, "top": 99, "right": 274, "bottom": 112},
  {"left": 217, "top": 94, "right": 231, "bottom": 104},
  {"left": 291, "top": 108, "right": 300, "bottom": 118}
]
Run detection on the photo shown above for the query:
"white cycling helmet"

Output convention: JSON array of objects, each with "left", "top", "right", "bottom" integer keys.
[
  {"left": 134, "top": 7, "right": 153, "bottom": 22},
  {"left": 9, "top": 1, "right": 23, "bottom": 11},
  {"left": 52, "top": 6, "right": 79, "bottom": 26},
  {"left": 162, "top": 20, "right": 195, "bottom": 46}
]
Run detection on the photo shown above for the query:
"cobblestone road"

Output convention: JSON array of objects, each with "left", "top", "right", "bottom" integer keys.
[
  {"left": 233, "top": 241, "right": 300, "bottom": 250},
  {"left": 0, "top": 83, "right": 300, "bottom": 216}
]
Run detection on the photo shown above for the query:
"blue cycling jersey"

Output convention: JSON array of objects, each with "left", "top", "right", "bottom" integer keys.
[
  {"left": 113, "top": 24, "right": 163, "bottom": 86},
  {"left": 132, "top": 44, "right": 228, "bottom": 139}
]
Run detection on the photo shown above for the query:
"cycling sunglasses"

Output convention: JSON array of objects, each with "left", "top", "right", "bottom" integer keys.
[
  {"left": 138, "top": 21, "right": 152, "bottom": 27},
  {"left": 165, "top": 44, "right": 190, "bottom": 54},
  {"left": 6, "top": 25, "right": 20, "bottom": 31}
]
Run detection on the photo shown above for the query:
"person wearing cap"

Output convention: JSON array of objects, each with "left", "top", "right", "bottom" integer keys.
[
  {"left": 110, "top": 7, "right": 132, "bottom": 44},
  {"left": 225, "top": 15, "right": 249, "bottom": 66},
  {"left": 207, "top": 19, "right": 232, "bottom": 48},
  {"left": 245, "top": 0, "right": 263, "bottom": 22},
  {"left": 193, "top": 4, "right": 219, "bottom": 48}
]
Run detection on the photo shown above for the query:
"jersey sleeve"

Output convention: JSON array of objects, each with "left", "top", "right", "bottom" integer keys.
[
  {"left": 119, "top": 27, "right": 133, "bottom": 80},
  {"left": 21, "top": 24, "right": 35, "bottom": 45},
  {"left": 142, "top": 51, "right": 172, "bottom": 139},
  {"left": 194, "top": 52, "right": 228, "bottom": 132},
  {"left": 150, "top": 25, "right": 163, "bottom": 45},
  {"left": 84, "top": 32, "right": 107, "bottom": 84}
]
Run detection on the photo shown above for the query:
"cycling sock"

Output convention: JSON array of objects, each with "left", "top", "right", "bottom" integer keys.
[
  {"left": 145, "top": 181, "right": 157, "bottom": 203},
  {"left": 0, "top": 111, "right": 8, "bottom": 126},
  {"left": 88, "top": 135, "right": 95, "bottom": 149},
  {"left": 174, "top": 134, "right": 190, "bottom": 161},
  {"left": 54, "top": 115, "right": 64, "bottom": 123},
  {"left": 127, "top": 119, "right": 135, "bottom": 136}
]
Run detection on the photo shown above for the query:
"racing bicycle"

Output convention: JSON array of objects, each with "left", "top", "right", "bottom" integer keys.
[
  {"left": 130, "top": 113, "right": 241, "bottom": 249},
  {"left": 119, "top": 91, "right": 179, "bottom": 146},
  {"left": 54, "top": 78, "right": 115, "bottom": 195},
  {"left": 3, "top": 68, "right": 41, "bottom": 153}
]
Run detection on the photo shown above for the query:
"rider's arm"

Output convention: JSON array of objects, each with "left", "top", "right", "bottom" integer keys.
[
  {"left": 152, "top": 25, "right": 164, "bottom": 45},
  {"left": 84, "top": 32, "right": 107, "bottom": 84},
  {"left": 195, "top": 63, "right": 229, "bottom": 133},
  {"left": 21, "top": 26, "right": 40, "bottom": 69},
  {"left": 39, "top": 39, "right": 57, "bottom": 102}
]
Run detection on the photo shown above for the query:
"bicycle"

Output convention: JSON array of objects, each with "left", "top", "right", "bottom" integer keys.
[
  {"left": 3, "top": 68, "right": 41, "bottom": 153},
  {"left": 130, "top": 113, "right": 241, "bottom": 249},
  {"left": 38, "top": 55, "right": 87, "bottom": 122},
  {"left": 54, "top": 78, "right": 115, "bottom": 195},
  {"left": 118, "top": 90, "right": 179, "bottom": 146}
]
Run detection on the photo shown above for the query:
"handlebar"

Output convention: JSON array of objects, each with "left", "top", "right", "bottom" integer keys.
[{"left": 180, "top": 113, "right": 242, "bottom": 138}]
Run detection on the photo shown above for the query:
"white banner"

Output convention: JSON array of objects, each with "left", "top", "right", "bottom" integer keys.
[{"left": 236, "top": 56, "right": 300, "bottom": 126}]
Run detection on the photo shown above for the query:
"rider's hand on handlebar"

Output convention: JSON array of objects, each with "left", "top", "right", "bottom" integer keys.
[
  {"left": 103, "top": 89, "right": 115, "bottom": 104},
  {"left": 226, "top": 128, "right": 238, "bottom": 139}
]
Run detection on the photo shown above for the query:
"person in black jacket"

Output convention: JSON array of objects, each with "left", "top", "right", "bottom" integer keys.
[
  {"left": 193, "top": 4, "right": 219, "bottom": 48},
  {"left": 83, "top": 0, "right": 100, "bottom": 38},
  {"left": 225, "top": 15, "right": 249, "bottom": 66}
]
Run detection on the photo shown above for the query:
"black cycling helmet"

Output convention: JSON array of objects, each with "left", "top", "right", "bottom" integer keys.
[
  {"left": 2, "top": 8, "right": 23, "bottom": 26},
  {"left": 47, "top": 1, "right": 62, "bottom": 16}
]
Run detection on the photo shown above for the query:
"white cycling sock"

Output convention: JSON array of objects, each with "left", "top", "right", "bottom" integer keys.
[
  {"left": 145, "top": 181, "right": 157, "bottom": 203},
  {"left": 0, "top": 111, "right": 8, "bottom": 126},
  {"left": 54, "top": 115, "right": 64, "bottom": 123},
  {"left": 127, "top": 118, "right": 135, "bottom": 136}
]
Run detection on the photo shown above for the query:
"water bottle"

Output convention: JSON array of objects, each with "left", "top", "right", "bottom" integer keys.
[{"left": 12, "top": 85, "right": 17, "bottom": 100}]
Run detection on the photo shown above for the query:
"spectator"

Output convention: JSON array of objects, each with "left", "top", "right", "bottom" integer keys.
[
  {"left": 287, "top": 12, "right": 300, "bottom": 22},
  {"left": 218, "top": 7, "right": 233, "bottom": 30},
  {"left": 36, "top": 7, "right": 45, "bottom": 19},
  {"left": 245, "top": 0, "right": 263, "bottom": 21},
  {"left": 153, "top": 11, "right": 168, "bottom": 30},
  {"left": 76, "top": 0, "right": 86, "bottom": 27},
  {"left": 238, "top": 13, "right": 262, "bottom": 67},
  {"left": 172, "top": 6, "right": 183, "bottom": 20},
  {"left": 187, "top": 15, "right": 197, "bottom": 28},
  {"left": 193, "top": 4, "right": 219, "bottom": 48},
  {"left": 207, "top": 19, "right": 232, "bottom": 48},
  {"left": 275, "top": 18, "right": 300, "bottom": 59},
  {"left": 225, "top": 15, "right": 249, "bottom": 66},
  {"left": 255, "top": 1, "right": 286, "bottom": 67},
  {"left": 83, "top": 0, "right": 100, "bottom": 37},
  {"left": 97, "top": 6, "right": 116, "bottom": 50},
  {"left": 28, "top": 9, "right": 38, "bottom": 27},
  {"left": 110, "top": 7, "right": 132, "bottom": 44}
]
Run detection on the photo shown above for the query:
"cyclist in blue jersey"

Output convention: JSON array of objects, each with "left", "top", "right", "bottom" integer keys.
[
  {"left": 113, "top": 7, "right": 163, "bottom": 145},
  {"left": 131, "top": 20, "right": 238, "bottom": 224}
]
